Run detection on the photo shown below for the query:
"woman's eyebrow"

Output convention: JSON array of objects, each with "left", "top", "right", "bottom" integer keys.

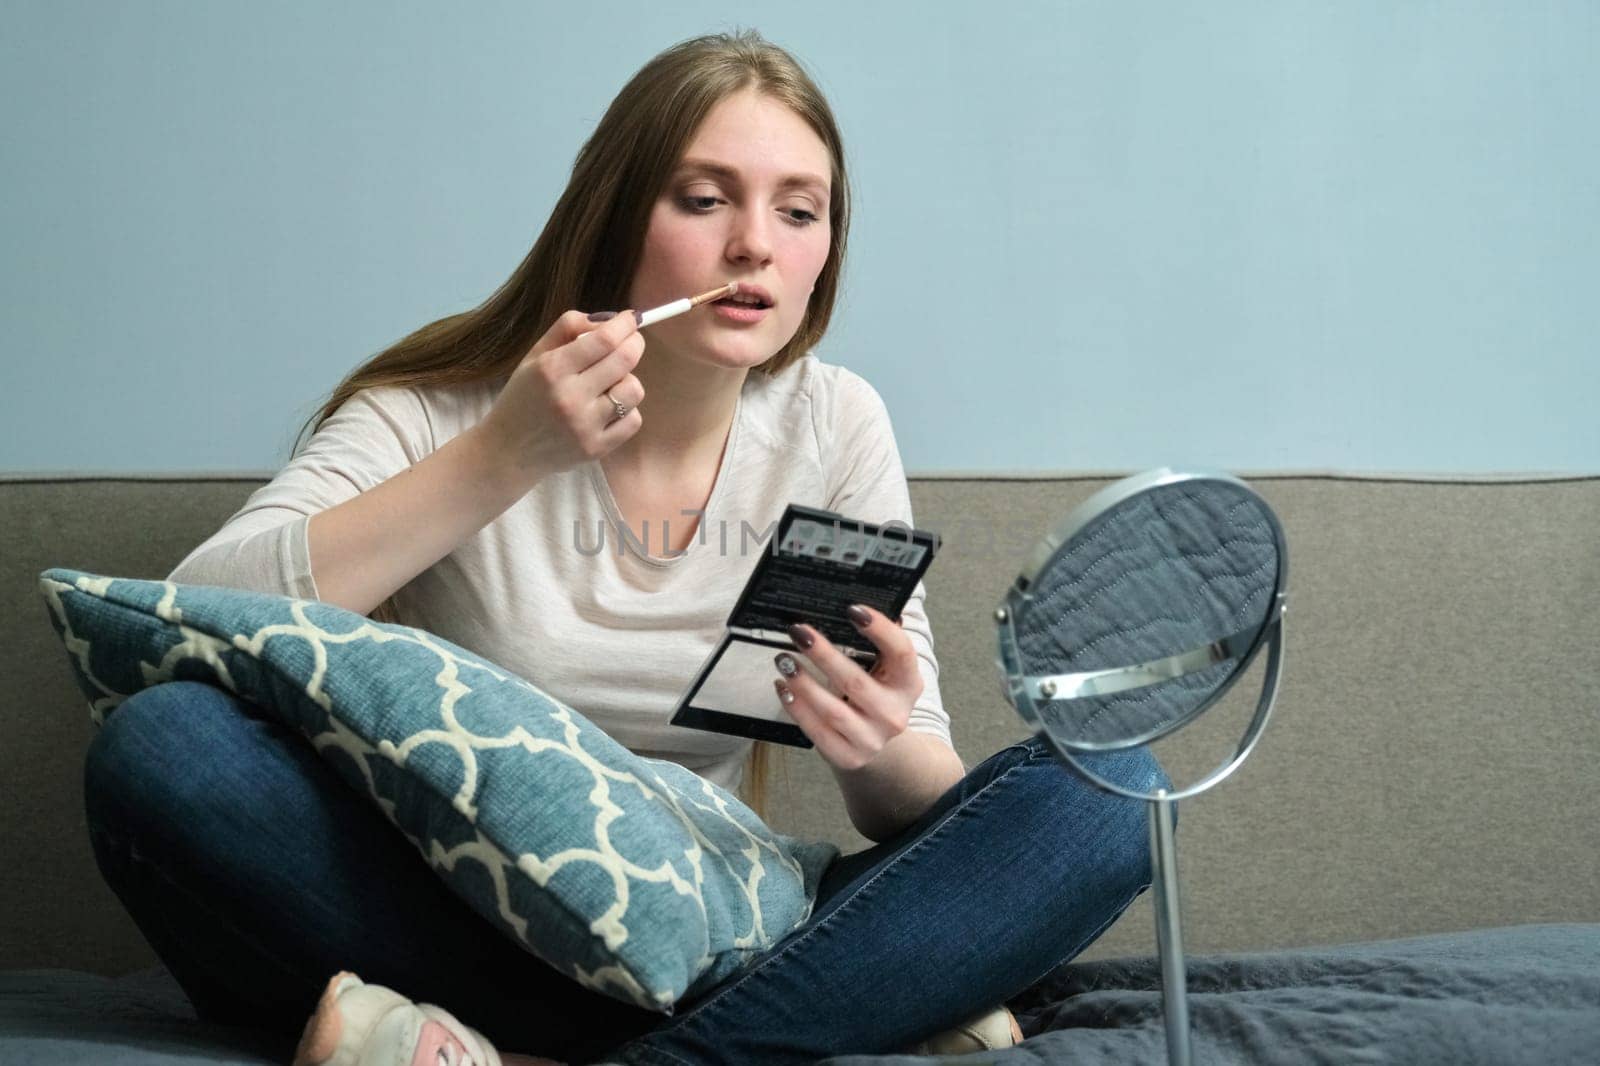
[{"left": 674, "top": 158, "right": 829, "bottom": 199}]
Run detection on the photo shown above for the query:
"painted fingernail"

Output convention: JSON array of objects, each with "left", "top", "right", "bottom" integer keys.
[
  {"left": 631, "top": 309, "right": 643, "bottom": 326},
  {"left": 846, "top": 604, "right": 871, "bottom": 628},
  {"left": 774, "top": 679, "right": 795, "bottom": 705},
  {"left": 586, "top": 311, "right": 617, "bottom": 322},
  {"left": 787, "top": 624, "right": 814, "bottom": 650},
  {"left": 775, "top": 653, "right": 798, "bottom": 678}
]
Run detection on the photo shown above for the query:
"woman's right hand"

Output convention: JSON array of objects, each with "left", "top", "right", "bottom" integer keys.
[{"left": 476, "top": 309, "right": 646, "bottom": 486}]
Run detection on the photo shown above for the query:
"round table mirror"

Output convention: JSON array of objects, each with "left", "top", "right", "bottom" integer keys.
[{"left": 994, "top": 468, "right": 1289, "bottom": 1066}]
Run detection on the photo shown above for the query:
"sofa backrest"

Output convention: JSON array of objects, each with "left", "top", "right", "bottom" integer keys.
[{"left": 3, "top": 474, "right": 1596, "bottom": 974}]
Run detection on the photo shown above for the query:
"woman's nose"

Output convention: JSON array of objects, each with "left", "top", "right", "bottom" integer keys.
[{"left": 724, "top": 207, "right": 774, "bottom": 266}]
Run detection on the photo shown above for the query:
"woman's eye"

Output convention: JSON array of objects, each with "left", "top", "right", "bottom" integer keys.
[{"left": 677, "top": 196, "right": 820, "bottom": 228}]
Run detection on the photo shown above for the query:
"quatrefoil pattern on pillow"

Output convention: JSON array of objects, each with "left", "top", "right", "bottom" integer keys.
[{"left": 39, "top": 568, "right": 838, "bottom": 1012}]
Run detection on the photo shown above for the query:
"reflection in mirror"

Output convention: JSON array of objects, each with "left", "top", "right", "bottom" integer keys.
[{"left": 1014, "top": 477, "right": 1281, "bottom": 750}]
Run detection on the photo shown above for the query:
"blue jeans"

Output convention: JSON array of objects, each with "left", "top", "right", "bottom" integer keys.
[{"left": 84, "top": 681, "right": 1166, "bottom": 1064}]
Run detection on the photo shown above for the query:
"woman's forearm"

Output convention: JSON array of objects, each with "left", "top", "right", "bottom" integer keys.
[
  {"left": 307, "top": 424, "right": 538, "bottom": 616},
  {"left": 832, "top": 731, "right": 966, "bottom": 843}
]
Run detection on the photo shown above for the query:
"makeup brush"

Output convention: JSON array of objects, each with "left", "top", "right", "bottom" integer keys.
[{"left": 636, "top": 282, "right": 741, "bottom": 328}]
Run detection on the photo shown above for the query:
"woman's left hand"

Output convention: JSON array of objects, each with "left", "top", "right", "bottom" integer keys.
[{"left": 773, "top": 605, "right": 924, "bottom": 772}]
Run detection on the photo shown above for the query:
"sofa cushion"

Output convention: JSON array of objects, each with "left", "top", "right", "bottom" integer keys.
[{"left": 36, "top": 568, "right": 837, "bottom": 1013}]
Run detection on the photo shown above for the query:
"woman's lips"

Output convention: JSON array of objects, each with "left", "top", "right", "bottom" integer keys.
[{"left": 711, "top": 300, "right": 769, "bottom": 324}]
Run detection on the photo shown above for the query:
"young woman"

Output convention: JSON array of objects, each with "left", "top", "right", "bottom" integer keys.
[{"left": 82, "top": 30, "right": 1165, "bottom": 1066}]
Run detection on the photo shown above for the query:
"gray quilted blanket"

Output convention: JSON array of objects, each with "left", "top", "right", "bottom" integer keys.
[
  {"left": 6, "top": 924, "right": 1598, "bottom": 1064},
  {"left": 822, "top": 923, "right": 1600, "bottom": 1065}
]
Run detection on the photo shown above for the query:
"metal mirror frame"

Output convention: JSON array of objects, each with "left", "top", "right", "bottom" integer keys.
[{"left": 993, "top": 467, "right": 1290, "bottom": 802}]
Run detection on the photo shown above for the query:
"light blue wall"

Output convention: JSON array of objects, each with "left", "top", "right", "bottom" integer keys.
[{"left": 4, "top": 1, "right": 1595, "bottom": 474}]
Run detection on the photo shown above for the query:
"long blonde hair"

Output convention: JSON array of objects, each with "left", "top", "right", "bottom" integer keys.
[{"left": 290, "top": 30, "right": 852, "bottom": 818}]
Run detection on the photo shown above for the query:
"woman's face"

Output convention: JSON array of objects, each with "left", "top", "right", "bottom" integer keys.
[{"left": 628, "top": 89, "right": 833, "bottom": 370}]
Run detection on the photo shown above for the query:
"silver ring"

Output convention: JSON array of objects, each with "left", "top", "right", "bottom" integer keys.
[{"left": 604, "top": 389, "right": 630, "bottom": 424}]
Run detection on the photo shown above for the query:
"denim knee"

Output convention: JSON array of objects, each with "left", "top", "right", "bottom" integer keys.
[
  {"left": 1022, "top": 735, "right": 1173, "bottom": 799},
  {"left": 84, "top": 681, "right": 257, "bottom": 833},
  {"left": 1076, "top": 744, "right": 1173, "bottom": 799},
  {"left": 1027, "top": 741, "right": 1171, "bottom": 895}
]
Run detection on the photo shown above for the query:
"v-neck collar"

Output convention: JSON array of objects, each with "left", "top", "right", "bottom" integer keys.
[{"left": 587, "top": 384, "right": 745, "bottom": 568}]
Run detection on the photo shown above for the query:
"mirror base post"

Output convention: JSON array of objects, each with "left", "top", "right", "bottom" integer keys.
[{"left": 1150, "top": 790, "right": 1192, "bottom": 1066}]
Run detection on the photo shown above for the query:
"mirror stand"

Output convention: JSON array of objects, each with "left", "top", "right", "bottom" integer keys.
[{"left": 994, "top": 470, "right": 1292, "bottom": 1066}]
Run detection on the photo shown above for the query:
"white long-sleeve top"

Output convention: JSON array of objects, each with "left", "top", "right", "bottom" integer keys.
[{"left": 168, "top": 353, "right": 950, "bottom": 791}]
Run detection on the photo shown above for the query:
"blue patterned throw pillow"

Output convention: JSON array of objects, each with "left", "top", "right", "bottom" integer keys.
[{"left": 38, "top": 568, "right": 838, "bottom": 1012}]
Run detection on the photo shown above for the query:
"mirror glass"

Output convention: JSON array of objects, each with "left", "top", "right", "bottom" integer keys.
[{"left": 1006, "top": 474, "right": 1284, "bottom": 752}]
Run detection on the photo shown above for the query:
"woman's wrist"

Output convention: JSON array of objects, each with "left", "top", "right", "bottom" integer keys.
[{"left": 460, "top": 421, "right": 546, "bottom": 504}]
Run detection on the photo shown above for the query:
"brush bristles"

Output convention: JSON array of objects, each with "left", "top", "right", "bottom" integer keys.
[{"left": 689, "top": 282, "right": 740, "bottom": 307}]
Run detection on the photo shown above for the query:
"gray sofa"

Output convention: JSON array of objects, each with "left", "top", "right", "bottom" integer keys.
[{"left": 4, "top": 472, "right": 1598, "bottom": 1062}]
